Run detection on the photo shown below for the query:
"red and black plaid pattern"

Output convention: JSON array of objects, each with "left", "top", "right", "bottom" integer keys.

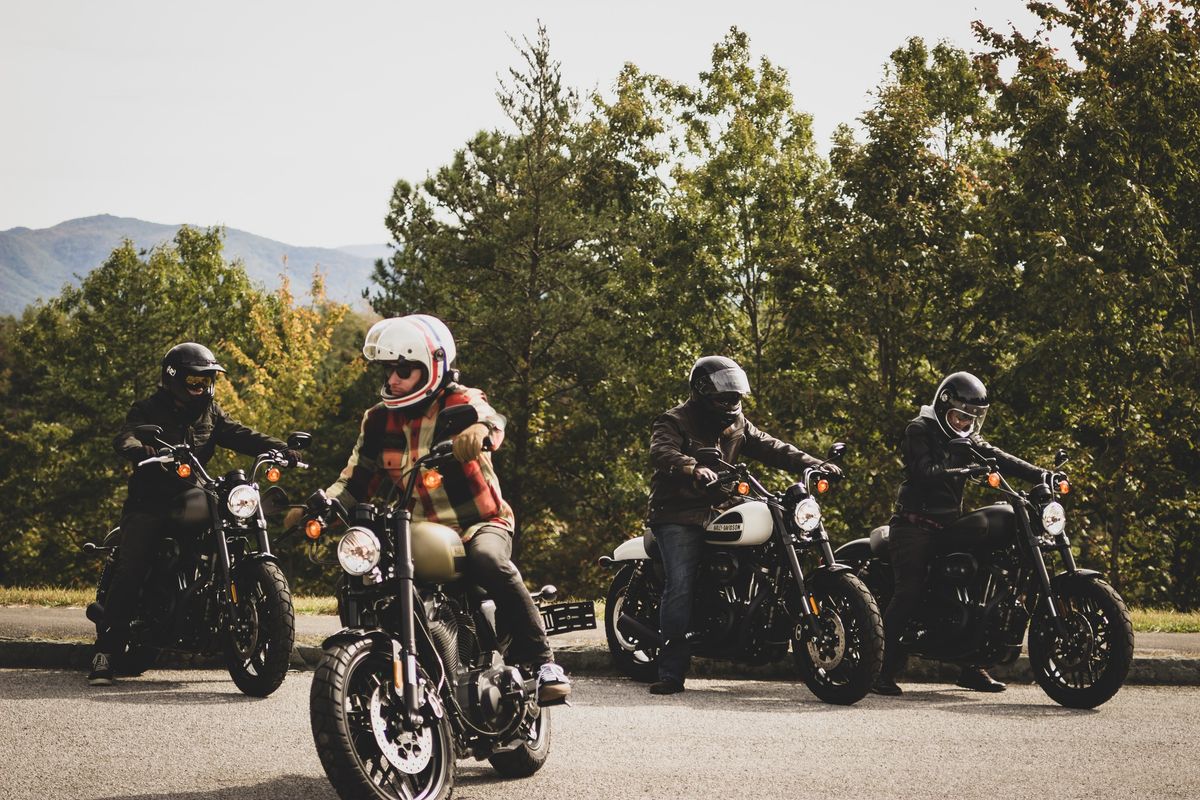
[{"left": 328, "top": 386, "right": 513, "bottom": 538}]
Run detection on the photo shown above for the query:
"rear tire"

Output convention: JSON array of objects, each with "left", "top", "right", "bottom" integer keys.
[
  {"left": 792, "top": 571, "right": 884, "bottom": 705},
  {"left": 604, "top": 563, "right": 660, "bottom": 682},
  {"left": 1028, "top": 575, "right": 1133, "bottom": 709},
  {"left": 311, "top": 638, "right": 454, "bottom": 800},
  {"left": 225, "top": 560, "right": 295, "bottom": 697},
  {"left": 488, "top": 707, "right": 551, "bottom": 778}
]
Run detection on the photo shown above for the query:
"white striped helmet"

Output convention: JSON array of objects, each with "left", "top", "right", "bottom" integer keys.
[{"left": 362, "top": 315, "right": 457, "bottom": 409}]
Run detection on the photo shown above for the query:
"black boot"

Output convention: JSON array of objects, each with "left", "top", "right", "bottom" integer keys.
[
  {"left": 871, "top": 645, "right": 906, "bottom": 696},
  {"left": 649, "top": 678, "right": 685, "bottom": 695},
  {"left": 956, "top": 665, "right": 1006, "bottom": 692}
]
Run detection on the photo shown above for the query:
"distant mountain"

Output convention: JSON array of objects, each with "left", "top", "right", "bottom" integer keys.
[{"left": 0, "top": 215, "right": 390, "bottom": 316}]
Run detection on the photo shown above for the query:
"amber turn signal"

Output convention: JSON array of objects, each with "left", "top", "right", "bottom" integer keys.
[
  {"left": 816, "top": 478, "right": 830, "bottom": 494},
  {"left": 176, "top": 463, "right": 192, "bottom": 478},
  {"left": 1058, "top": 480, "right": 1070, "bottom": 495},
  {"left": 423, "top": 470, "right": 443, "bottom": 490},
  {"left": 266, "top": 466, "right": 281, "bottom": 483},
  {"left": 736, "top": 482, "right": 750, "bottom": 495},
  {"left": 305, "top": 519, "right": 323, "bottom": 540},
  {"left": 987, "top": 472, "right": 1001, "bottom": 488}
]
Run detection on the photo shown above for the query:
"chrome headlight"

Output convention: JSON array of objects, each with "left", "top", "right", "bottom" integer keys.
[
  {"left": 226, "top": 484, "right": 260, "bottom": 519},
  {"left": 1041, "top": 501, "right": 1066, "bottom": 537},
  {"left": 338, "top": 527, "right": 381, "bottom": 576},
  {"left": 792, "top": 497, "right": 822, "bottom": 532}
]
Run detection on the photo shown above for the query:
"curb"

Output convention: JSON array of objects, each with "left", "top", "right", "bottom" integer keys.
[{"left": 3, "top": 638, "right": 1199, "bottom": 686}]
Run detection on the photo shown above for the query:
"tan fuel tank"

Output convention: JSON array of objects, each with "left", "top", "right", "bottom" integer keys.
[{"left": 411, "top": 521, "right": 466, "bottom": 583}]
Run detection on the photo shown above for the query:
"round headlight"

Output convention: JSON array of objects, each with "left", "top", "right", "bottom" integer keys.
[
  {"left": 226, "top": 484, "right": 260, "bottom": 519},
  {"left": 338, "top": 527, "right": 381, "bottom": 576},
  {"left": 793, "top": 497, "right": 822, "bottom": 533},
  {"left": 1041, "top": 501, "right": 1066, "bottom": 537}
]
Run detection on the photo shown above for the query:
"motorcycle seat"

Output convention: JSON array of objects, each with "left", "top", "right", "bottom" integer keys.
[
  {"left": 642, "top": 528, "right": 661, "bottom": 561},
  {"left": 869, "top": 525, "right": 890, "bottom": 556}
]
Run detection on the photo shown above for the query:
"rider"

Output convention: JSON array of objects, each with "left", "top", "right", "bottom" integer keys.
[
  {"left": 91, "top": 343, "right": 296, "bottom": 686},
  {"left": 872, "top": 371, "right": 1047, "bottom": 696},
  {"left": 285, "top": 314, "right": 571, "bottom": 704},
  {"left": 645, "top": 355, "right": 837, "bottom": 695}
]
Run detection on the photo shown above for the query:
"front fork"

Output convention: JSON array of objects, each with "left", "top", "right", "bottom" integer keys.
[
  {"left": 391, "top": 509, "right": 424, "bottom": 731},
  {"left": 1013, "top": 501, "right": 1069, "bottom": 638},
  {"left": 781, "top": 530, "right": 823, "bottom": 647}
]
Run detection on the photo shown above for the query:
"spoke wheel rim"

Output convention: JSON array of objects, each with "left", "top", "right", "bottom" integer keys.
[
  {"left": 802, "top": 589, "right": 864, "bottom": 686},
  {"left": 1041, "top": 596, "right": 1113, "bottom": 690}
]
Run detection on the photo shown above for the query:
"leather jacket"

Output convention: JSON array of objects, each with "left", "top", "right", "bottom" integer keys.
[
  {"left": 113, "top": 388, "right": 285, "bottom": 512},
  {"left": 893, "top": 405, "right": 1043, "bottom": 523},
  {"left": 647, "top": 399, "right": 821, "bottom": 526}
]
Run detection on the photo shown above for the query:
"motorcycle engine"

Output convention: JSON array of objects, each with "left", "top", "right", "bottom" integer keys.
[{"left": 470, "top": 664, "right": 524, "bottom": 724}]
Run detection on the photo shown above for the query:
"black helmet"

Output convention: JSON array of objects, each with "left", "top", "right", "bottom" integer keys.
[
  {"left": 932, "top": 371, "right": 989, "bottom": 439},
  {"left": 689, "top": 356, "right": 751, "bottom": 426},
  {"left": 161, "top": 342, "right": 226, "bottom": 408}
]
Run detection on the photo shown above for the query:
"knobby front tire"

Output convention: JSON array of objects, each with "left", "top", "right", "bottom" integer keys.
[
  {"left": 225, "top": 559, "right": 295, "bottom": 697},
  {"left": 792, "top": 571, "right": 884, "bottom": 705}
]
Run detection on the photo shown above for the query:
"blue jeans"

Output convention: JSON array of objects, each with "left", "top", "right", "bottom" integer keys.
[{"left": 653, "top": 522, "right": 706, "bottom": 683}]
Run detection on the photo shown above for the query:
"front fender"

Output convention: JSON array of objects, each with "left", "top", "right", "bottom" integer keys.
[
  {"left": 833, "top": 539, "right": 872, "bottom": 565},
  {"left": 1054, "top": 568, "right": 1103, "bottom": 583},
  {"left": 233, "top": 551, "right": 283, "bottom": 571},
  {"left": 321, "top": 627, "right": 394, "bottom": 652},
  {"left": 813, "top": 563, "right": 855, "bottom": 576}
]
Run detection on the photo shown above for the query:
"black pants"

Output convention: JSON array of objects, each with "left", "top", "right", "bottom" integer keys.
[
  {"left": 96, "top": 510, "right": 167, "bottom": 653},
  {"left": 880, "top": 522, "right": 937, "bottom": 675},
  {"left": 465, "top": 524, "right": 552, "bottom": 665}
]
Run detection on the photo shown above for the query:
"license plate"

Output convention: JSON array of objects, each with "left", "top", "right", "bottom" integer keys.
[{"left": 540, "top": 601, "right": 596, "bottom": 636}]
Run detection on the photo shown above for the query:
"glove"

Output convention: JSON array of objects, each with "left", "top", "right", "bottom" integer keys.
[
  {"left": 822, "top": 463, "right": 844, "bottom": 478},
  {"left": 284, "top": 449, "right": 303, "bottom": 467},
  {"left": 127, "top": 445, "right": 158, "bottom": 463},
  {"left": 453, "top": 423, "right": 490, "bottom": 463},
  {"left": 692, "top": 466, "right": 720, "bottom": 487},
  {"left": 284, "top": 507, "right": 304, "bottom": 530}
]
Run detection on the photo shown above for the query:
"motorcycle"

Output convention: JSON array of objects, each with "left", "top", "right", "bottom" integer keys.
[
  {"left": 303, "top": 404, "right": 596, "bottom": 800},
  {"left": 600, "top": 443, "right": 884, "bottom": 705},
  {"left": 84, "top": 425, "right": 311, "bottom": 697},
  {"left": 834, "top": 441, "right": 1134, "bottom": 709}
]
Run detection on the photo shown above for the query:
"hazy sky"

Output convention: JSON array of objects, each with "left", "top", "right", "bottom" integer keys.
[{"left": 0, "top": 1, "right": 1050, "bottom": 248}]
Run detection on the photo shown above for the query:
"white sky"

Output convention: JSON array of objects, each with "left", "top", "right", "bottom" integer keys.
[{"left": 0, "top": 1, "right": 1049, "bottom": 247}]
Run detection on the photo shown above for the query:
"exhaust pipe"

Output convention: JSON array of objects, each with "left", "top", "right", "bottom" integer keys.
[{"left": 616, "top": 612, "right": 664, "bottom": 647}]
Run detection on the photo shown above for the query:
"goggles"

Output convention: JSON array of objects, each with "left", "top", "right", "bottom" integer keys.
[{"left": 184, "top": 374, "right": 215, "bottom": 389}]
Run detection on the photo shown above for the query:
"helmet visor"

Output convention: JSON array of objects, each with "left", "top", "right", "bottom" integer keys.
[
  {"left": 945, "top": 405, "right": 987, "bottom": 436},
  {"left": 703, "top": 366, "right": 751, "bottom": 396},
  {"left": 184, "top": 374, "right": 215, "bottom": 390}
]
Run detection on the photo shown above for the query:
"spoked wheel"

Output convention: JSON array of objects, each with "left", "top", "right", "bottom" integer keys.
[
  {"left": 1028, "top": 575, "right": 1133, "bottom": 709},
  {"left": 604, "top": 563, "right": 660, "bottom": 682},
  {"left": 224, "top": 560, "right": 295, "bottom": 697},
  {"left": 311, "top": 638, "right": 454, "bottom": 800},
  {"left": 792, "top": 571, "right": 884, "bottom": 705},
  {"left": 488, "top": 705, "right": 551, "bottom": 778}
]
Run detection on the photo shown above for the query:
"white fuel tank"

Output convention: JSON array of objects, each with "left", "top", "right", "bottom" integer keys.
[{"left": 704, "top": 500, "right": 774, "bottom": 546}]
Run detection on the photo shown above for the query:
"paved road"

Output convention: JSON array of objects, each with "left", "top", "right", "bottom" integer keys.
[{"left": 1, "top": 668, "right": 1197, "bottom": 800}]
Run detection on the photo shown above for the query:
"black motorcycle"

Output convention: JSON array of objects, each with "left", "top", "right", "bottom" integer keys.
[
  {"left": 303, "top": 404, "right": 595, "bottom": 800},
  {"left": 600, "top": 444, "right": 884, "bottom": 705},
  {"left": 835, "top": 442, "right": 1134, "bottom": 708},
  {"left": 85, "top": 425, "right": 311, "bottom": 697}
]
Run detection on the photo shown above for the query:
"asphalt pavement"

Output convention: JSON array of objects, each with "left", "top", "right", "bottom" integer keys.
[{"left": 1, "top": 669, "right": 1197, "bottom": 800}]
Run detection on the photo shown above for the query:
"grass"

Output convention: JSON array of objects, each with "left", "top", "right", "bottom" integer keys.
[{"left": 2, "top": 586, "right": 1194, "bottom": 632}]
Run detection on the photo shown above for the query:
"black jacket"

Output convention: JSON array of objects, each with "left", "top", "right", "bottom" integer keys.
[
  {"left": 113, "top": 388, "right": 284, "bottom": 511},
  {"left": 647, "top": 399, "right": 821, "bottom": 526},
  {"left": 894, "top": 406, "right": 1043, "bottom": 522}
]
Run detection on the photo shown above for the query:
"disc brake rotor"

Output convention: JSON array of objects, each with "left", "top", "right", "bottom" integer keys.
[
  {"left": 230, "top": 597, "right": 259, "bottom": 659},
  {"left": 806, "top": 607, "right": 846, "bottom": 671},
  {"left": 1050, "top": 611, "right": 1094, "bottom": 670},
  {"left": 370, "top": 688, "right": 433, "bottom": 775}
]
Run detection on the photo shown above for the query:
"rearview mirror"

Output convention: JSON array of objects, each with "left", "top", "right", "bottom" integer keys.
[
  {"left": 132, "top": 425, "right": 163, "bottom": 444},
  {"left": 261, "top": 485, "right": 290, "bottom": 517},
  {"left": 432, "top": 404, "right": 479, "bottom": 443},
  {"left": 827, "top": 442, "right": 847, "bottom": 462},
  {"left": 287, "top": 431, "right": 312, "bottom": 451},
  {"left": 695, "top": 447, "right": 723, "bottom": 467},
  {"left": 1055, "top": 449, "right": 1070, "bottom": 468}
]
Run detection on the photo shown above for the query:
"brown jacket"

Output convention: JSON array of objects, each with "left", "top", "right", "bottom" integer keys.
[{"left": 646, "top": 399, "right": 821, "bottom": 526}]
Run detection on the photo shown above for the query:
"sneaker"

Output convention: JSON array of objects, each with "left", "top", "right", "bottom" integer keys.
[
  {"left": 88, "top": 653, "right": 114, "bottom": 686},
  {"left": 536, "top": 662, "right": 571, "bottom": 705},
  {"left": 649, "top": 678, "right": 685, "bottom": 695},
  {"left": 956, "top": 665, "right": 1006, "bottom": 693}
]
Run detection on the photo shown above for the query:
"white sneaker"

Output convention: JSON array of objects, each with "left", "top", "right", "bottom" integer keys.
[{"left": 536, "top": 662, "right": 571, "bottom": 705}]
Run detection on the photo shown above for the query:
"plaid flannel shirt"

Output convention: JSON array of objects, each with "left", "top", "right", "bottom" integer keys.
[{"left": 327, "top": 385, "right": 514, "bottom": 538}]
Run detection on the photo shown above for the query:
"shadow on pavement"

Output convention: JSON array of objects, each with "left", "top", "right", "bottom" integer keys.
[
  {"left": 0, "top": 670, "right": 269, "bottom": 705},
  {"left": 96, "top": 776, "right": 337, "bottom": 800},
  {"left": 865, "top": 687, "right": 1102, "bottom": 717}
]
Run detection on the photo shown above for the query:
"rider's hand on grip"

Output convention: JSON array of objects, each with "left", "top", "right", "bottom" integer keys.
[
  {"left": 283, "top": 506, "right": 304, "bottom": 531},
  {"left": 693, "top": 466, "right": 720, "bottom": 487},
  {"left": 452, "top": 423, "right": 490, "bottom": 463}
]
